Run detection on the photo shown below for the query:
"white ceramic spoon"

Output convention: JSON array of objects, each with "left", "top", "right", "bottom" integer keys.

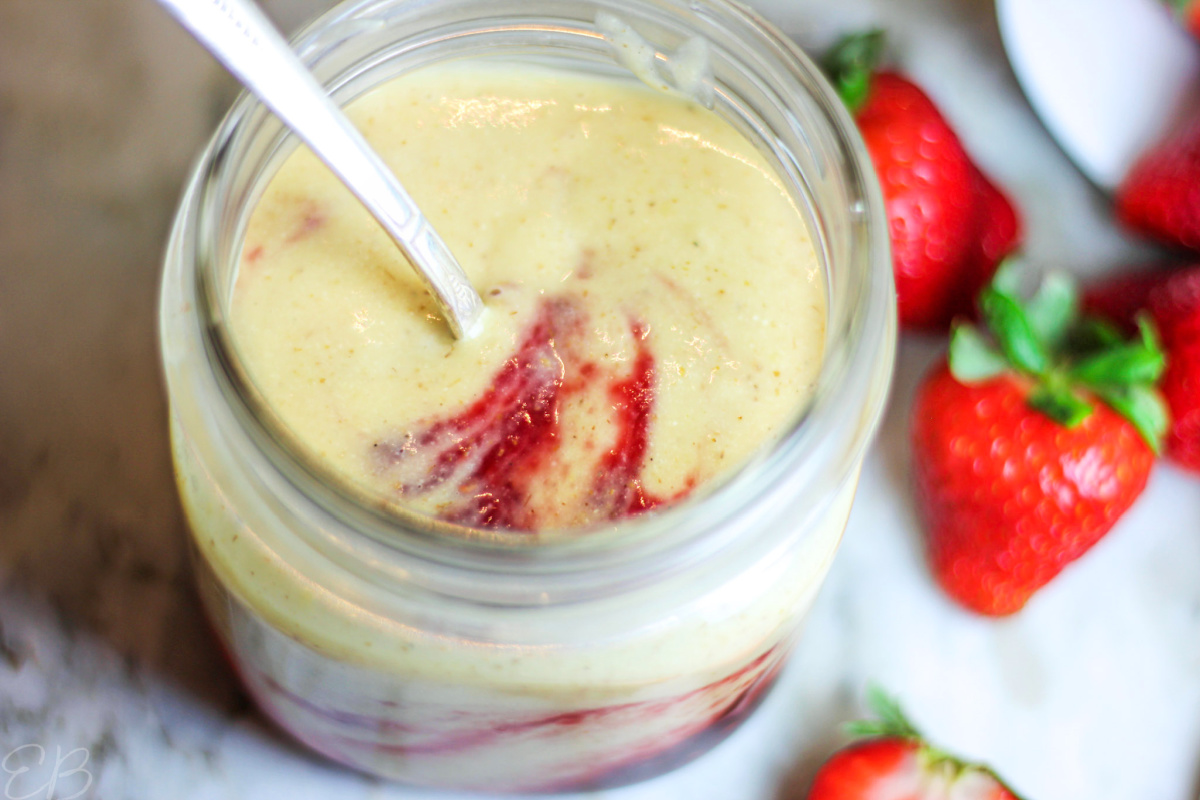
[
  {"left": 157, "top": 0, "right": 486, "bottom": 339},
  {"left": 997, "top": 0, "right": 1200, "bottom": 192}
]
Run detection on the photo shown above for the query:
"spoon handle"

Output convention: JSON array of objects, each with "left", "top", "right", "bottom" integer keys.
[{"left": 158, "top": 0, "right": 485, "bottom": 339}]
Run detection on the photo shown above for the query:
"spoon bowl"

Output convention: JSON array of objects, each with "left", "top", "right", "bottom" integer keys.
[
  {"left": 997, "top": 0, "right": 1200, "bottom": 192},
  {"left": 157, "top": 0, "right": 486, "bottom": 338}
]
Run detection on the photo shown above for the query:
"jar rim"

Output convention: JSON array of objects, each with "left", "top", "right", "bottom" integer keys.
[{"left": 179, "top": 0, "right": 895, "bottom": 606}]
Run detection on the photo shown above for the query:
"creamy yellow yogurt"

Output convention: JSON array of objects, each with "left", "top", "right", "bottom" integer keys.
[{"left": 229, "top": 63, "right": 824, "bottom": 532}]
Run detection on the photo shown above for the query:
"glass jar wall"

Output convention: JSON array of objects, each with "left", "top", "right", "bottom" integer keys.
[{"left": 159, "top": 0, "right": 895, "bottom": 791}]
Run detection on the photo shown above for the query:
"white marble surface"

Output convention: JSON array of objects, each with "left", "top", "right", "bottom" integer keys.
[{"left": 1, "top": 1, "right": 1199, "bottom": 799}]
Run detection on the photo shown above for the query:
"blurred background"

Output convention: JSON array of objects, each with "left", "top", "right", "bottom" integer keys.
[{"left": 0, "top": 0, "right": 335, "bottom": 718}]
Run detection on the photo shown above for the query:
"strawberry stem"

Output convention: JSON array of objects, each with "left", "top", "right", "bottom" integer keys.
[
  {"left": 952, "top": 266, "right": 1169, "bottom": 450},
  {"left": 1028, "top": 377, "right": 1091, "bottom": 427},
  {"left": 821, "top": 30, "right": 885, "bottom": 114},
  {"left": 845, "top": 685, "right": 923, "bottom": 740}
]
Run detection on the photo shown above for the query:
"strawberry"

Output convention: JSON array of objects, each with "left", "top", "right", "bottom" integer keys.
[
  {"left": 808, "top": 688, "right": 1021, "bottom": 800},
  {"left": 1115, "top": 109, "right": 1200, "bottom": 253},
  {"left": 824, "top": 31, "right": 1023, "bottom": 330},
  {"left": 912, "top": 266, "right": 1167, "bottom": 615},
  {"left": 955, "top": 164, "right": 1024, "bottom": 320},
  {"left": 1086, "top": 265, "right": 1200, "bottom": 472}
]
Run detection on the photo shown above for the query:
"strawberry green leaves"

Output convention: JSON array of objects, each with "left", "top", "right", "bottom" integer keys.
[
  {"left": 1096, "top": 384, "right": 1171, "bottom": 450},
  {"left": 844, "top": 686, "right": 922, "bottom": 741},
  {"left": 949, "top": 266, "right": 1169, "bottom": 449},
  {"left": 947, "top": 325, "right": 1008, "bottom": 382},
  {"left": 1027, "top": 378, "right": 1093, "bottom": 428},
  {"left": 1070, "top": 317, "right": 1165, "bottom": 385},
  {"left": 1024, "top": 271, "right": 1077, "bottom": 347},
  {"left": 979, "top": 287, "right": 1050, "bottom": 375},
  {"left": 822, "top": 30, "right": 885, "bottom": 113}
]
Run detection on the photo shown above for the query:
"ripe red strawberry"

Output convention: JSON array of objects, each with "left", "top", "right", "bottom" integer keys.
[
  {"left": 954, "top": 164, "right": 1024, "bottom": 320},
  {"left": 824, "top": 32, "right": 1023, "bottom": 330},
  {"left": 1115, "top": 110, "right": 1200, "bottom": 253},
  {"left": 913, "top": 267, "right": 1166, "bottom": 615},
  {"left": 808, "top": 689, "right": 1021, "bottom": 800},
  {"left": 1086, "top": 266, "right": 1200, "bottom": 472}
]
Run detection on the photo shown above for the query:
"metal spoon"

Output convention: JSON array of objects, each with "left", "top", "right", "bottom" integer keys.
[
  {"left": 157, "top": 0, "right": 486, "bottom": 339},
  {"left": 997, "top": 0, "right": 1200, "bottom": 192}
]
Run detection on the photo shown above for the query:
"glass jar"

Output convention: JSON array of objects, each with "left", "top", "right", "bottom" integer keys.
[{"left": 158, "top": 0, "right": 895, "bottom": 792}]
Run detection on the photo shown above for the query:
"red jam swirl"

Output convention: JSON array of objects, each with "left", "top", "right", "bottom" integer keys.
[{"left": 373, "top": 296, "right": 691, "bottom": 530}]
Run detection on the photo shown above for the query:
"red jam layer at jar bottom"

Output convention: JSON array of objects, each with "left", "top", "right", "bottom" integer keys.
[
  {"left": 252, "top": 642, "right": 786, "bottom": 792},
  {"left": 198, "top": 562, "right": 801, "bottom": 792}
]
